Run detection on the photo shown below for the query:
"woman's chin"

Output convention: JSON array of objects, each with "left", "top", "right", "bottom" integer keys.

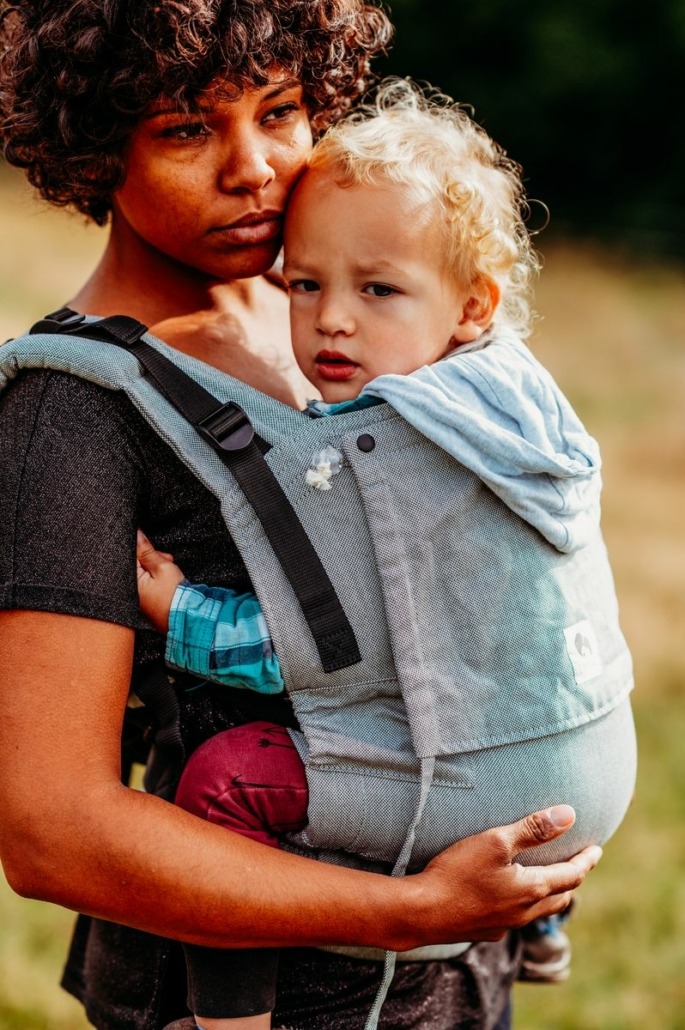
[{"left": 201, "top": 239, "right": 283, "bottom": 283}]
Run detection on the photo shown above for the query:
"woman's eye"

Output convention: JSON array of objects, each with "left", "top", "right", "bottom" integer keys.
[
  {"left": 159, "top": 122, "right": 210, "bottom": 142},
  {"left": 364, "top": 283, "right": 398, "bottom": 298},
  {"left": 263, "top": 102, "right": 301, "bottom": 124},
  {"left": 288, "top": 279, "right": 320, "bottom": 294}
]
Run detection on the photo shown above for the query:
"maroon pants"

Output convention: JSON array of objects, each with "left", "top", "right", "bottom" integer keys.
[
  {"left": 174, "top": 721, "right": 309, "bottom": 1017},
  {"left": 175, "top": 720, "right": 309, "bottom": 847}
]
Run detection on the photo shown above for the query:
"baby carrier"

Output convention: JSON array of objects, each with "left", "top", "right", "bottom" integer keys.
[{"left": 1, "top": 310, "right": 635, "bottom": 1028}]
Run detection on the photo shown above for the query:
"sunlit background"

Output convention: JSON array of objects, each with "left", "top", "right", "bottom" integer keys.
[{"left": 1, "top": 1, "right": 684, "bottom": 1026}]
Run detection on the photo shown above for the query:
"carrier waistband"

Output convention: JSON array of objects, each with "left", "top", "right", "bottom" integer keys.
[{"left": 316, "top": 941, "right": 471, "bottom": 962}]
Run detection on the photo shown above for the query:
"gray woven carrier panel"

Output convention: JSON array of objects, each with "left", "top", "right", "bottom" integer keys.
[{"left": 0, "top": 333, "right": 636, "bottom": 872}]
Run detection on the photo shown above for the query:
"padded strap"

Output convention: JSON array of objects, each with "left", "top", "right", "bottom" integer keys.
[{"left": 29, "top": 309, "right": 361, "bottom": 673}]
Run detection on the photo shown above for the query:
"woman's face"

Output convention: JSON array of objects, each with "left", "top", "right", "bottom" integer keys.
[{"left": 113, "top": 76, "right": 313, "bottom": 281}]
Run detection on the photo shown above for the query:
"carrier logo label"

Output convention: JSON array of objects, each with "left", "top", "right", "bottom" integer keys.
[{"left": 564, "top": 619, "right": 603, "bottom": 684}]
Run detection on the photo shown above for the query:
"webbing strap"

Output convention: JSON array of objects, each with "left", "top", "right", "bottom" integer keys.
[
  {"left": 29, "top": 309, "right": 361, "bottom": 673},
  {"left": 134, "top": 662, "right": 185, "bottom": 802}
]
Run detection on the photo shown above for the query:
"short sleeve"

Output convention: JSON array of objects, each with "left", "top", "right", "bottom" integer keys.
[{"left": 0, "top": 369, "right": 149, "bottom": 627}]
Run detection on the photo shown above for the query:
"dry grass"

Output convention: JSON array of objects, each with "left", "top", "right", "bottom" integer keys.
[
  {"left": 514, "top": 244, "right": 685, "bottom": 1029},
  {"left": 531, "top": 243, "right": 685, "bottom": 692},
  {"left": 1, "top": 166, "right": 685, "bottom": 1029}
]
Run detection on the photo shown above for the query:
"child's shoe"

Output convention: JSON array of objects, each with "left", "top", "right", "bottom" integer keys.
[{"left": 518, "top": 911, "right": 572, "bottom": 983}]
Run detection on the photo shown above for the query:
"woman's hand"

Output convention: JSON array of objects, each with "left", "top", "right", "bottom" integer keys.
[
  {"left": 397, "top": 805, "right": 601, "bottom": 950},
  {"left": 150, "top": 289, "right": 318, "bottom": 412}
]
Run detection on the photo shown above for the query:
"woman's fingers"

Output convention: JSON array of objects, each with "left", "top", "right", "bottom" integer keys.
[
  {"left": 505, "top": 804, "right": 577, "bottom": 851},
  {"left": 502, "top": 806, "right": 603, "bottom": 896},
  {"left": 415, "top": 806, "right": 602, "bottom": 945},
  {"left": 515, "top": 843, "right": 602, "bottom": 927},
  {"left": 519, "top": 842, "right": 602, "bottom": 909}
]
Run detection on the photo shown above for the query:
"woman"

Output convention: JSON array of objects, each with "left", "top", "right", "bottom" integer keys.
[{"left": 0, "top": 3, "right": 600, "bottom": 1028}]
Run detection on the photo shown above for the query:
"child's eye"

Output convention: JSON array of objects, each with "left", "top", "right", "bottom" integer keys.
[
  {"left": 364, "top": 283, "right": 398, "bottom": 298},
  {"left": 288, "top": 279, "right": 320, "bottom": 294}
]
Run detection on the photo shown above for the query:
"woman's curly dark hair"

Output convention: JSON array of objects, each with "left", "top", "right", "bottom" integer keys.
[{"left": 0, "top": 0, "right": 393, "bottom": 224}]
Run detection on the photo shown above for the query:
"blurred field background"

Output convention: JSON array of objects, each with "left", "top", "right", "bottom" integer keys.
[{"left": 1, "top": 0, "right": 684, "bottom": 1025}]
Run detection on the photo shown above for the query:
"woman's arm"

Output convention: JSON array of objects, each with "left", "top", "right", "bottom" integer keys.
[{"left": 0, "top": 609, "right": 599, "bottom": 953}]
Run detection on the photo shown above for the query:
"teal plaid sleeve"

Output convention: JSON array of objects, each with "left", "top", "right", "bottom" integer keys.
[{"left": 165, "top": 580, "right": 285, "bottom": 694}]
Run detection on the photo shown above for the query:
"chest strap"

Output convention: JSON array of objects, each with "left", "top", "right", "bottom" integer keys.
[{"left": 30, "top": 308, "right": 362, "bottom": 674}]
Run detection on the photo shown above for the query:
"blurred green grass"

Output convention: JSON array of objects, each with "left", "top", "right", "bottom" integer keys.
[{"left": 2, "top": 165, "right": 685, "bottom": 1029}]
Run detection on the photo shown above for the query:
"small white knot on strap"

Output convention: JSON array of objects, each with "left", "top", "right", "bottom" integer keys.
[
  {"left": 305, "top": 462, "right": 334, "bottom": 490},
  {"left": 305, "top": 446, "right": 343, "bottom": 491}
]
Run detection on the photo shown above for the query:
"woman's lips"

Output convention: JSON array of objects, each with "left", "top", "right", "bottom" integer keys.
[
  {"left": 315, "top": 350, "right": 360, "bottom": 381},
  {"left": 209, "top": 214, "right": 282, "bottom": 246}
]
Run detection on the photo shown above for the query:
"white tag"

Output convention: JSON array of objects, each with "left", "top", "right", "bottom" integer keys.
[{"left": 564, "top": 620, "right": 603, "bottom": 685}]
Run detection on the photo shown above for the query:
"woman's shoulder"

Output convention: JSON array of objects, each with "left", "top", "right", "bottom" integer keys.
[
  {"left": 0, "top": 366, "right": 158, "bottom": 500},
  {"left": 1, "top": 364, "right": 147, "bottom": 440}
]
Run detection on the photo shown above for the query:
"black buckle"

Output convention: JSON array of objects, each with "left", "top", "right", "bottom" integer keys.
[
  {"left": 197, "top": 402, "right": 254, "bottom": 452},
  {"left": 47, "top": 307, "right": 85, "bottom": 323},
  {"left": 30, "top": 308, "right": 87, "bottom": 335},
  {"left": 29, "top": 309, "right": 148, "bottom": 346}
]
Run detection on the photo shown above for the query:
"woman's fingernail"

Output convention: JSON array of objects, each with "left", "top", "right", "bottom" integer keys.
[{"left": 547, "top": 805, "right": 575, "bottom": 828}]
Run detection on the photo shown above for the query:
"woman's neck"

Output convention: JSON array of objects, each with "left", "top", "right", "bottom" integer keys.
[
  {"left": 67, "top": 225, "right": 316, "bottom": 409},
  {"left": 69, "top": 223, "right": 248, "bottom": 325}
]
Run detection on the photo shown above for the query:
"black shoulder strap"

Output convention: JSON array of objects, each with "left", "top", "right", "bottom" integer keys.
[{"left": 30, "top": 308, "right": 361, "bottom": 673}]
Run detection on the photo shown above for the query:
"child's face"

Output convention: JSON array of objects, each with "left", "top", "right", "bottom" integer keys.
[{"left": 283, "top": 167, "right": 486, "bottom": 403}]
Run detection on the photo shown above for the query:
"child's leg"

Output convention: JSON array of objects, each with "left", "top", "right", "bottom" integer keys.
[
  {"left": 175, "top": 722, "right": 309, "bottom": 1028},
  {"left": 176, "top": 721, "right": 309, "bottom": 845},
  {"left": 518, "top": 902, "right": 574, "bottom": 984}
]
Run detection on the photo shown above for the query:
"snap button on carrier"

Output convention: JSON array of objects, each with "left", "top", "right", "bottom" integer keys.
[{"left": 356, "top": 433, "right": 376, "bottom": 452}]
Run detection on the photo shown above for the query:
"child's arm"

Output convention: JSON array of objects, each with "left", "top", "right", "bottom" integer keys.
[{"left": 137, "top": 531, "right": 284, "bottom": 694}]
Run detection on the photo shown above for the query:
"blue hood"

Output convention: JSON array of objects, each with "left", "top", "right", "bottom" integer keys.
[{"left": 362, "top": 332, "right": 601, "bottom": 553}]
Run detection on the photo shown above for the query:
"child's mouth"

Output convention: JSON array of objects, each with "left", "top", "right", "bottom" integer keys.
[{"left": 315, "top": 350, "right": 360, "bottom": 381}]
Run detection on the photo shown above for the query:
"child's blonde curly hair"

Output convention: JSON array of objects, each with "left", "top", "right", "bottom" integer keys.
[{"left": 308, "top": 78, "right": 541, "bottom": 339}]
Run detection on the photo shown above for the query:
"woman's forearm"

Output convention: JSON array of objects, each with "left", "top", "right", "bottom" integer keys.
[
  {"left": 0, "top": 610, "right": 600, "bottom": 953},
  {"left": 0, "top": 609, "right": 406, "bottom": 949},
  {"left": 6, "top": 773, "right": 597, "bottom": 953},
  {"left": 4, "top": 774, "right": 406, "bottom": 950}
]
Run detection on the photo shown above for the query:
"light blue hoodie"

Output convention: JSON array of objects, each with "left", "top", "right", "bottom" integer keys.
[{"left": 311, "top": 331, "right": 601, "bottom": 554}]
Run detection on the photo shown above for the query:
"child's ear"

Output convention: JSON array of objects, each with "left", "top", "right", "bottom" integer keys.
[{"left": 451, "top": 278, "right": 501, "bottom": 344}]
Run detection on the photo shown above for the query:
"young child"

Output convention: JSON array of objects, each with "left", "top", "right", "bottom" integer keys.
[{"left": 138, "top": 80, "right": 635, "bottom": 1029}]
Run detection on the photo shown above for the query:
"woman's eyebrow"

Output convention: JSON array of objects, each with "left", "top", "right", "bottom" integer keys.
[
  {"left": 143, "top": 80, "right": 301, "bottom": 121},
  {"left": 263, "top": 78, "right": 301, "bottom": 99},
  {"left": 142, "top": 106, "right": 210, "bottom": 121}
]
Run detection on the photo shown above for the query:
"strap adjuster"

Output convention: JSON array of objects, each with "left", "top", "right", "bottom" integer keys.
[
  {"left": 197, "top": 402, "right": 255, "bottom": 452},
  {"left": 29, "top": 308, "right": 87, "bottom": 335},
  {"left": 29, "top": 309, "right": 147, "bottom": 345},
  {"left": 51, "top": 309, "right": 87, "bottom": 329}
]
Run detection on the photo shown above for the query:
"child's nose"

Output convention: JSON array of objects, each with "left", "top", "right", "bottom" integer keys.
[{"left": 316, "top": 295, "right": 355, "bottom": 336}]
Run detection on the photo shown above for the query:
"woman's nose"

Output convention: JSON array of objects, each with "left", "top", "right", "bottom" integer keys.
[{"left": 218, "top": 135, "right": 276, "bottom": 193}]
